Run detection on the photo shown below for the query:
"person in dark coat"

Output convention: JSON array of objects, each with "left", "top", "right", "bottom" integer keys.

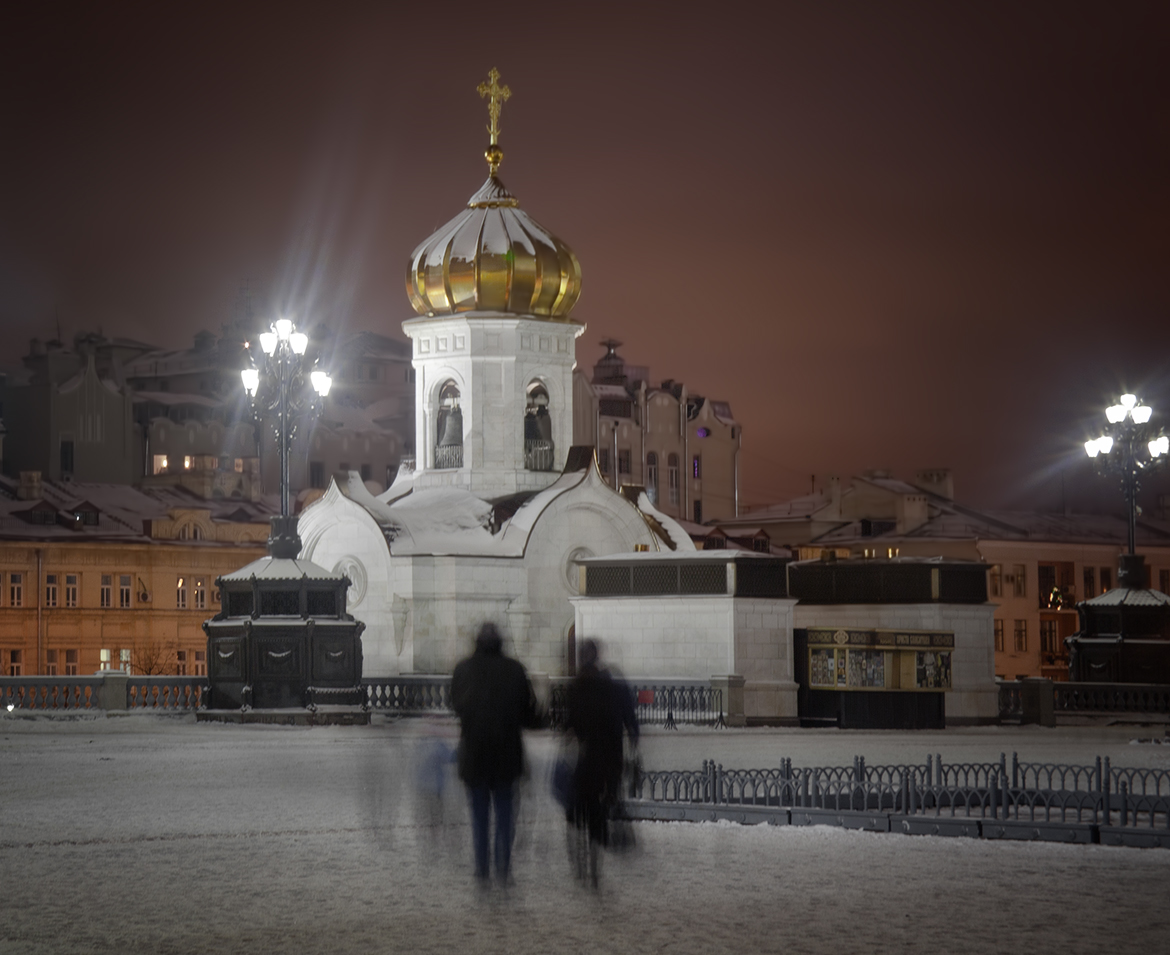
[
  {"left": 450, "top": 622, "right": 539, "bottom": 884},
  {"left": 564, "top": 638, "right": 639, "bottom": 881}
]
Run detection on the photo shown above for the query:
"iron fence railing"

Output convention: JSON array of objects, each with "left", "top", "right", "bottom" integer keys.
[
  {"left": 547, "top": 679, "right": 724, "bottom": 730},
  {"left": 630, "top": 751, "right": 1170, "bottom": 839}
]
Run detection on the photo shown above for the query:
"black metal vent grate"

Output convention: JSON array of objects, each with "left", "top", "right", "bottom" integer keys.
[
  {"left": 306, "top": 590, "right": 338, "bottom": 617},
  {"left": 633, "top": 564, "right": 678, "bottom": 595},
  {"left": 586, "top": 565, "right": 631, "bottom": 596},
  {"left": 226, "top": 591, "right": 253, "bottom": 617},
  {"left": 260, "top": 590, "right": 300, "bottom": 616},
  {"left": 680, "top": 564, "right": 727, "bottom": 595}
]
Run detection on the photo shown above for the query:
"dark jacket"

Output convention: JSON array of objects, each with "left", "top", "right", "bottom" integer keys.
[
  {"left": 451, "top": 646, "right": 538, "bottom": 787},
  {"left": 565, "top": 664, "right": 638, "bottom": 803}
]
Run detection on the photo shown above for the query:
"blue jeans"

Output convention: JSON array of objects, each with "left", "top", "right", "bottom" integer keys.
[{"left": 468, "top": 784, "right": 515, "bottom": 881}]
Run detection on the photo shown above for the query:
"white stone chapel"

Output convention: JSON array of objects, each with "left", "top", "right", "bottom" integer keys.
[{"left": 296, "top": 70, "right": 694, "bottom": 678}]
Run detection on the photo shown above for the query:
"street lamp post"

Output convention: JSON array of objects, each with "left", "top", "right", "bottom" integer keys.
[
  {"left": 241, "top": 318, "right": 332, "bottom": 526},
  {"left": 1084, "top": 393, "right": 1167, "bottom": 557}
]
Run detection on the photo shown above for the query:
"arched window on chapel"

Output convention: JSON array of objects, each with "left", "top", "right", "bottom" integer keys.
[
  {"left": 435, "top": 381, "right": 463, "bottom": 469},
  {"left": 524, "top": 381, "right": 554, "bottom": 471}
]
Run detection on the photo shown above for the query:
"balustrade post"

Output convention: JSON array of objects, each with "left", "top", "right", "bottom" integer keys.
[
  {"left": 1120, "top": 781, "right": 1129, "bottom": 827},
  {"left": 936, "top": 753, "right": 943, "bottom": 787},
  {"left": 95, "top": 671, "right": 129, "bottom": 713},
  {"left": 991, "top": 771, "right": 999, "bottom": 820},
  {"left": 716, "top": 763, "right": 724, "bottom": 804}
]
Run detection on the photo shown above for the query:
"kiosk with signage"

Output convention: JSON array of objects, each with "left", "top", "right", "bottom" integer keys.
[{"left": 795, "top": 627, "right": 953, "bottom": 728}]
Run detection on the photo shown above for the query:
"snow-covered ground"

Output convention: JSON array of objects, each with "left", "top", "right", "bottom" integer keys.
[{"left": 2, "top": 715, "right": 1168, "bottom": 954}]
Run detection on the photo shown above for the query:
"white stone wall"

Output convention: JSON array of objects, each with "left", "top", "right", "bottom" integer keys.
[
  {"left": 571, "top": 594, "right": 800, "bottom": 723},
  {"left": 403, "top": 313, "right": 584, "bottom": 499},
  {"left": 732, "top": 599, "right": 799, "bottom": 723},
  {"left": 793, "top": 603, "right": 998, "bottom": 724},
  {"left": 297, "top": 486, "right": 403, "bottom": 674}
]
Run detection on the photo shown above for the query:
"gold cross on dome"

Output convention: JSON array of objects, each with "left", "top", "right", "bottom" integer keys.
[{"left": 477, "top": 68, "right": 511, "bottom": 146}]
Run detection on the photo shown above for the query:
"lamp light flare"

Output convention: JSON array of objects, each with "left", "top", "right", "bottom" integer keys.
[
  {"left": 1132, "top": 405, "right": 1152, "bottom": 424},
  {"left": 311, "top": 371, "right": 332, "bottom": 396},
  {"left": 259, "top": 332, "right": 277, "bottom": 356},
  {"left": 1150, "top": 436, "right": 1170, "bottom": 458},
  {"left": 1120, "top": 394, "right": 1137, "bottom": 410},
  {"left": 241, "top": 368, "right": 260, "bottom": 395},
  {"left": 1085, "top": 439, "right": 1101, "bottom": 458},
  {"left": 1106, "top": 405, "right": 1127, "bottom": 423},
  {"left": 275, "top": 318, "right": 293, "bottom": 340},
  {"left": 290, "top": 332, "right": 309, "bottom": 355}
]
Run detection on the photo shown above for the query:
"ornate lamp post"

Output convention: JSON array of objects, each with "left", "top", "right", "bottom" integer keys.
[
  {"left": 1067, "top": 395, "right": 1170, "bottom": 683},
  {"left": 200, "top": 319, "right": 364, "bottom": 721},
  {"left": 241, "top": 318, "right": 332, "bottom": 525},
  {"left": 1084, "top": 393, "right": 1167, "bottom": 558}
]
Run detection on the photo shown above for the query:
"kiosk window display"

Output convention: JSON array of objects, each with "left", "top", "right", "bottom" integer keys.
[{"left": 796, "top": 628, "right": 953, "bottom": 728}]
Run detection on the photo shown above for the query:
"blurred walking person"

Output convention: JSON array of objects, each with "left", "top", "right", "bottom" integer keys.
[
  {"left": 451, "top": 623, "right": 539, "bottom": 886},
  {"left": 564, "top": 638, "right": 639, "bottom": 887}
]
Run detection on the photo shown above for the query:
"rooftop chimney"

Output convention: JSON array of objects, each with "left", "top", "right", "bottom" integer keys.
[{"left": 18, "top": 471, "right": 43, "bottom": 500}]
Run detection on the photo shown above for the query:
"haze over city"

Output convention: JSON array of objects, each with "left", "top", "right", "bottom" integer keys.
[{"left": 1, "top": 1, "right": 1167, "bottom": 509}]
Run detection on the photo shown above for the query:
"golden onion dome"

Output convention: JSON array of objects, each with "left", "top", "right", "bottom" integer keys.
[
  {"left": 406, "top": 175, "right": 582, "bottom": 319},
  {"left": 406, "top": 69, "right": 581, "bottom": 320}
]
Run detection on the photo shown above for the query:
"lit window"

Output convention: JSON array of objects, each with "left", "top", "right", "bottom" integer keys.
[
  {"left": 194, "top": 577, "right": 206, "bottom": 610},
  {"left": 100, "top": 648, "right": 111, "bottom": 670},
  {"left": 646, "top": 452, "right": 659, "bottom": 504},
  {"left": 1100, "top": 567, "right": 1112, "bottom": 593},
  {"left": 120, "top": 649, "right": 132, "bottom": 673},
  {"left": 100, "top": 574, "right": 112, "bottom": 608},
  {"left": 183, "top": 455, "right": 193, "bottom": 470},
  {"left": 692, "top": 455, "right": 701, "bottom": 479},
  {"left": 65, "top": 574, "right": 78, "bottom": 608},
  {"left": 9, "top": 572, "right": 23, "bottom": 608},
  {"left": 45, "top": 574, "right": 58, "bottom": 608},
  {"left": 176, "top": 577, "right": 188, "bottom": 610},
  {"left": 152, "top": 454, "right": 169, "bottom": 474}
]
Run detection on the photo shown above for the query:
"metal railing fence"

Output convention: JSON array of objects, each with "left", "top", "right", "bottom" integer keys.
[
  {"left": 630, "top": 751, "right": 1170, "bottom": 837},
  {"left": 547, "top": 679, "right": 723, "bottom": 730}
]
